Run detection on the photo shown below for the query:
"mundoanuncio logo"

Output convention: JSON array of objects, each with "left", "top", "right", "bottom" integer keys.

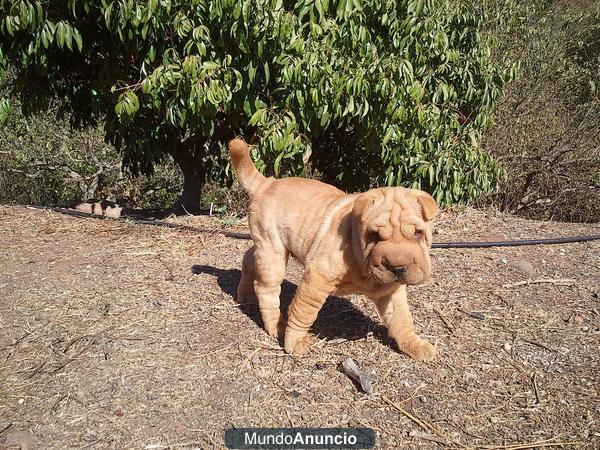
[{"left": 224, "top": 427, "right": 375, "bottom": 449}]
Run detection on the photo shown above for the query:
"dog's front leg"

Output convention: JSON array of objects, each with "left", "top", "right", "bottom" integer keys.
[
  {"left": 284, "top": 270, "right": 336, "bottom": 356},
  {"left": 372, "top": 285, "right": 436, "bottom": 361}
]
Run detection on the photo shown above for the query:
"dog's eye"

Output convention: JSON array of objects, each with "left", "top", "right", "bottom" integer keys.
[
  {"left": 367, "top": 231, "right": 380, "bottom": 243},
  {"left": 414, "top": 230, "right": 424, "bottom": 241}
]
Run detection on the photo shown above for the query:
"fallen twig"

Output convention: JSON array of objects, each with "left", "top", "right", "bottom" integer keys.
[
  {"left": 53, "top": 330, "right": 109, "bottom": 373},
  {"left": 409, "top": 430, "right": 448, "bottom": 445},
  {"left": 64, "top": 334, "right": 95, "bottom": 353},
  {"left": 482, "top": 440, "right": 581, "bottom": 449},
  {"left": 78, "top": 439, "right": 103, "bottom": 449},
  {"left": 0, "top": 422, "right": 13, "bottom": 436},
  {"left": 434, "top": 307, "right": 455, "bottom": 332},
  {"left": 23, "top": 361, "right": 46, "bottom": 380},
  {"left": 519, "top": 337, "right": 558, "bottom": 353},
  {"left": 532, "top": 372, "right": 541, "bottom": 404},
  {"left": 340, "top": 358, "right": 377, "bottom": 395},
  {"left": 502, "top": 278, "right": 575, "bottom": 288},
  {"left": 383, "top": 396, "right": 465, "bottom": 448},
  {"left": 237, "top": 347, "right": 262, "bottom": 375},
  {"left": 489, "top": 324, "right": 559, "bottom": 353},
  {"left": 457, "top": 308, "right": 486, "bottom": 320}
]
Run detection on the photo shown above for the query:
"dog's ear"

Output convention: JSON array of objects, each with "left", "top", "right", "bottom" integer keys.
[
  {"left": 350, "top": 194, "right": 376, "bottom": 270},
  {"left": 352, "top": 193, "right": 375, "bottom": 221},
  {"left": 415, "top": 191, "right": 439, "bottom": 221}
]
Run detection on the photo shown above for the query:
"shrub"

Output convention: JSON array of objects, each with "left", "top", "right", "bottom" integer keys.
[
  {"left": 1, "top": 0, "right": 513, "bottom": 210},
  {"left": 477, "top": 0, "right": 600, "bottom": 222},
  {"left": 0, "top": 97, "right": 183, "bottom": 209}
]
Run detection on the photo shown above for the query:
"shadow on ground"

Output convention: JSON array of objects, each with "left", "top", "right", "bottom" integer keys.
[{"left": 191, "top": 264, "right": 390, "bottom": 347}]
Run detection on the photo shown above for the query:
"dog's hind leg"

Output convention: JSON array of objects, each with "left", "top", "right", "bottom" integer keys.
[
  {"left": 253, "top": 246, "right": 288, "bottom": 338},
  {"left": 236, "top": 246, "right": 257, "bottom": 303},
  {"left": 371, "top": 285, "right": 436, "bottom": 361}
]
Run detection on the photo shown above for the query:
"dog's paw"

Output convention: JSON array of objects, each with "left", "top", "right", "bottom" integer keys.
[
  {"left": 277, "top": 316, "right": 286, "bottom": 340},
  {"left": 265, "top": 325, "right": 278, "bottom": 338},
  {"left": 402, "top": 338, "right": 437, "bottom": 362},
  {"left": 235, "top": 291, "right": 255, "bottom": 304},
  {"left": 284, "top": 333, "right": 313, "bottom": 356},
  {"left": 265, "top": 315, "right": 286, "bottom": 340},
  {"left": 236, "top": 280, "right": 256, "bottom": 304}
]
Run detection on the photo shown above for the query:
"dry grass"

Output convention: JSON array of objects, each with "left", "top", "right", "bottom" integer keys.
[{"left": 0, "top": 205, "right": 598, "bottom": 449}]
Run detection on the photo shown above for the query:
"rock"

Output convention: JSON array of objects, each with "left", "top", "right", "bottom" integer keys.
[
  {"left": 512, "top": 259, "right": 535, "bottom": 276},
  {"left": 4, "top": 430, "right": 35, "bottom": 450},
  {"left": 0, "top": 275, "right": 11, "bottom": 288},
  {"left": 471, "top": 311, "right": 486, "bottom": 320},
  {"left": 74, "top": 202, "right": 94, "bottom": 214},
  {"left": 74, "top": 200, "right": 122, "bottom": 217},
  {"left": 104, "top": 205, "right": 122, "bottom": 218}
]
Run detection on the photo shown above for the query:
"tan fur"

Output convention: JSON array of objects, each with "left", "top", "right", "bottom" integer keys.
[{"left": 229, "top": 138, "right": 439, "bottom": 361}]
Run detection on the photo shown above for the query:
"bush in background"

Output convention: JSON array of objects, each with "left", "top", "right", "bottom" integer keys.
[
  {"left": 477, "top": 0, "right": 600, "bottom": 222},
  {"left": 2, "top": 0, "right": 597, "bottom": 223},
  {"left": 0, "top": 98, "right": 183, "bottom": 210},
  {"left": 1, "top": 0, "right": 513, "bottom": 210}
]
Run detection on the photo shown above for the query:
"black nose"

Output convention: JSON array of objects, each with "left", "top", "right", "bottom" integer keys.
[
  {"left": 392, "top": 267, "right": 406, "bottom": 278},
  {"left": 382, "top": 260, "right": 407, "bottom": 278}
]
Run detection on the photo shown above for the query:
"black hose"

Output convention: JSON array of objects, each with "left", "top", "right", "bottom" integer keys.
[
  {"left": 24, "top": 205, "right": 600, "bottom": 249},
  {"left": 431, "top": 235, "right": 600, "bottom": 249}
]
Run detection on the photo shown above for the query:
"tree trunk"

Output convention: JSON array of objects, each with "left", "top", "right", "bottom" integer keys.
[
  {"left": 169, "top": 125, "right": 238, "bottom": 213},
  {"left": 178, "top": 169, "right": 204, "bottom": 213},
  {"left": 170, "top": 142, "right": 207, "bottom": 214}
]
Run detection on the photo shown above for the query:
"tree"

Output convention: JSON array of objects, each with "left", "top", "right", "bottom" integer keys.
[{"left": 0, "top": 0, "right": 514, "bottom": 211}]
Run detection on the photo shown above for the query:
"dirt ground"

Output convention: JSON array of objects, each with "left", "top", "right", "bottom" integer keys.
[{"left": 0, "top": 205, "right": 598, "bottom": 449}]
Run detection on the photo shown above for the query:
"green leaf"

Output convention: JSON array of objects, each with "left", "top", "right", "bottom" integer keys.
[
  {"left": 296, "top": 90, "right": 304, "bottom": 107},
  {"left": 56, "top": 21, "right": 65, "bottom": 48},
  {"left": 249, "top": 108, "right": 265, "bottom": 125},
  {"left": 64, "top": 24, "right": 73, "bottom": 50},
  {"left": 41, "top": 28, "right": 50, "bottom": 48},
  {"left": 409, "top": 81, "right": 424, "bottom": 102},
  {"left": 320, "top": 109, "right": 330, "bottom": 127},
  {"left": 302, "top": 143, "right": 312, "bottom": 164},
  {"left": 274, "top": 151, "right": 284, "bottom": 176},
  {"left": 0, "top": 98, "right": 12, "bottom": 124},
  {"left": 148, "top": 45, "right": 156, "bottom": 62},
  {"left": 104, "top": 2, "right": 114, "bottom": 26},
  {"left": 73, "top": 28, "right": 83, "bottom": 51},
  {"left": 382, "top": 127, "right": 394, "bottom": 145},
  {"left": 201, "top": 61, "right": 220, "bottom": 71}
]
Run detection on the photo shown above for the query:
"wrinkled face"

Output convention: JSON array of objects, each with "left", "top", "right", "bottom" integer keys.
[{"left": 351, "top": 187, "right": 439, "bottom": 286}]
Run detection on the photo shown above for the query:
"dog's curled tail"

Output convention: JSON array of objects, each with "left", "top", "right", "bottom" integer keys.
[{"left": 228, "top": 138, "right": 266, "bottom": 195}]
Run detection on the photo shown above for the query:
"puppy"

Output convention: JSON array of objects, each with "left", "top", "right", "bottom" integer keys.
[{"left": 229, "top": 139, "right": 439, "bottom": 361}]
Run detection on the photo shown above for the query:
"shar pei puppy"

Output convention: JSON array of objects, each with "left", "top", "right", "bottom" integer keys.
[{"left": 229, "top": 139, "right": 439, "bottom": 361}]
